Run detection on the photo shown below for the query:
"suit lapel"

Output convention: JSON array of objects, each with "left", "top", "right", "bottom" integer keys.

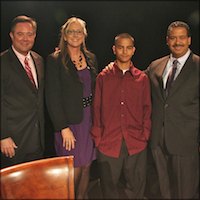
[
  {"left": 9, "top": 49, "right": 37, "bottom": 92},
  {"left": 155, "top": 57, "right": 169, "bottom": 99},
  {"left": 168, "top": 53, "right": 193, "bottom": 97},
  {"left": 31, "top": 52, "right": 43, "bottom": 90}
]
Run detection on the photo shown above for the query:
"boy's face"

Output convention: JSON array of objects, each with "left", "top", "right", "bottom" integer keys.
[{"left": 112, "top": 38, "right": 135, "bottom": 65}]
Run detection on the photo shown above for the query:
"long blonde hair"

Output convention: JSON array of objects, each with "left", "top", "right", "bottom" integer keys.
[{"left": 56, "top": 17, "right": 92, "bottom": 69}]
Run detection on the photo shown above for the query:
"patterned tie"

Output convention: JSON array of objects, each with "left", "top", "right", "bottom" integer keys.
[
  {"left": 165, "top": 59, "right": 178, "bottom": 96},
  {"left": 24, "top": 57, "right": 36, "bottom": 87}
]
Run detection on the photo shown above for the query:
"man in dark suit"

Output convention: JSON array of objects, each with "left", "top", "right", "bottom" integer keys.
[
  {"left": 1, "top": 15, "right": 45, "bottom": 168},
  {"left": 146, "top": 21, "right": 199, "bottom": 199}
]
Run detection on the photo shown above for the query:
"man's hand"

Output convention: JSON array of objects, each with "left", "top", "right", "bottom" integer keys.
[{"left": 1, "top": 137, "right": 17, "bottom": 158}]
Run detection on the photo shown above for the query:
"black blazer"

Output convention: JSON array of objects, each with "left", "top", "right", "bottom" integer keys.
[
  {"left": 1, "top": 48, "right": 45, "bottom": 162},
  {"left": 146, "top": 52, "right": 199, "bottom": 155},
  {"left": 45, "top": 52, "right": 98, "bottom": 131}
]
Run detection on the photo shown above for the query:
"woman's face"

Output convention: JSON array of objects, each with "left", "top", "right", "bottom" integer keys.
[{"left": 64, "top": 22, "right": 85, "bottom": 49}]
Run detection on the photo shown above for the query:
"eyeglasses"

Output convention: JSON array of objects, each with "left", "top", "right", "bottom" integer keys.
[{"left": 66, "top": 30, "right": 83, "bottom": 36}]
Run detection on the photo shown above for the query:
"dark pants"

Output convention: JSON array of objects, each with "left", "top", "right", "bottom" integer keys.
[
  {"left": 152, "top": 145, "right": 199, "bottom": 199},
  {"left": 97, "top": 140, "right": 147, "bottom": 199},
  {"left": 145, "top": 146, "right": 161, "bottom": 199}
]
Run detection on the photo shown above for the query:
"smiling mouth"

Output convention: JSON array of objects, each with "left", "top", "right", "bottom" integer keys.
[
  {"left": 174, "top": 44, "right": 183, "bottom": 47},
  {"left": 121, "top": 55, "right": 130, "bottom": 58},
  {"left": 173, "top": 45, "right": 183, "bottom": 50},
  {"left": 21, "top": 44, "right": 30, "bottom": 47}
]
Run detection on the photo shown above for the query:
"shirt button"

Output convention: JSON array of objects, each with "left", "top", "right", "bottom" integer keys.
[
  {"left": 121, "top": 101, "right": 124, "bottom": 105},
  {"left": 164, "top": 104, "right": 168, "bottom": 108}
]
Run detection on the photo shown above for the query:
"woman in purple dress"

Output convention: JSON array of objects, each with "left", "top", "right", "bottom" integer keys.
[{"left": 45, "top": 17, "right": 98, "bottom": 199}]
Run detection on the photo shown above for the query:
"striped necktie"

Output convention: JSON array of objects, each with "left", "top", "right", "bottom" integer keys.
[{"left": 24, "top": 57, "right": 36, "bottom": 87}]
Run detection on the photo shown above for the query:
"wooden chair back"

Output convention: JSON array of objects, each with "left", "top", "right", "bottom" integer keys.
[{"left": 0, "top": 156, "right": 74, "bottom": 199}]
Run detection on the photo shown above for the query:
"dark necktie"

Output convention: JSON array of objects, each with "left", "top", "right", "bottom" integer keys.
[
  {"left": 165, "top": 59, "right": 178, "bottom": 96},
  {"left": 24, "top": 57, "right": 36, "bottom": 87}
]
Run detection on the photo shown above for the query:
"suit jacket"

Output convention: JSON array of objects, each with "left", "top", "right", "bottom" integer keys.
[
  {"left": 1, "top": 48, "right": 45, "bottom": 164},
  {"left": 146, "top": 52, "right": 199, "bottom": 155},
  {"left": 45, "top": 52, "right": 98, "bottom": 132}
]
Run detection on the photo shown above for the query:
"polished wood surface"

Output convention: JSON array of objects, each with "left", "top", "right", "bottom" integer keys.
[{"left": 0, "top": 156, "right": 74, "bottom": 199}]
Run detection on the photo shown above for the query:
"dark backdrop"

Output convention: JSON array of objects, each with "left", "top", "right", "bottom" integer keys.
[
  {"left": 1, "top": 0, "right": 199, "bottom": 70},
  {"left": 1, "top": 0, "right": 199, "bottom": 157}
]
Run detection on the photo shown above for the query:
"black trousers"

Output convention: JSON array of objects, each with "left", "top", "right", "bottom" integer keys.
[
  {"left": 152, "top": 145, "right": 199, "bottom": 199},
  {"left": 97, "top": 140, "right": 147, "bottom": 199}
]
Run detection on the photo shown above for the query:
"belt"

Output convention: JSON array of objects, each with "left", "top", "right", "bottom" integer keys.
[{"left": 83, "top": 94, "right": 92, "bottom": 108}]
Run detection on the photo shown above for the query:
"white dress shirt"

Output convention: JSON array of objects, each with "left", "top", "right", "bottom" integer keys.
[
  {"left": 12, "top": 46, "right": 38, "bottom": 88},
  {"left": 162, "top": 49, "right": 191, "bottom": 89}
]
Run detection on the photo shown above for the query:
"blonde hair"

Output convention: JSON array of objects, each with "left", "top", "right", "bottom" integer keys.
[{"left": 56, "top": 17, "right": 89, "bottom": 68}]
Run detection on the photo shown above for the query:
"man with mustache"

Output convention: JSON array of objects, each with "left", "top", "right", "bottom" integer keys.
[{"left": 146, "top": 21, "right": 199, "bottom": 199}]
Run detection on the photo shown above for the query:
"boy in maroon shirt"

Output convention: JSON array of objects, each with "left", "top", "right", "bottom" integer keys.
[{"left": 91, "top": 33, "right": 152, "bottom": 199}]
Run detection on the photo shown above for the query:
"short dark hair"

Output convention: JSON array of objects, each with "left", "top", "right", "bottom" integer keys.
[
  {"left": 167, "top": 21, "right": 191, "bottom": 37},
  {"left": 10, "top": 15, "right": 37, "bottom": 33},
  {"left": 114, "top": 33, "right": 135, "bottom": 46}
]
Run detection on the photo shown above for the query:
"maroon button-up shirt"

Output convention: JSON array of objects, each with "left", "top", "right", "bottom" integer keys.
[{"left": 91, "top": 62, "right": 152, "bottom": 158}]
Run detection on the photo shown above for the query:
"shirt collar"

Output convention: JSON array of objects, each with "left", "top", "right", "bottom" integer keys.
[
  {"left": 12, "top": 45, "right": 31, "bottom": 61},
  {"left": 169, "top": 49, "right": 191, "bottom": 67},
  {"left": 114, "top": 61, "right": 135, "bottom": 75}
]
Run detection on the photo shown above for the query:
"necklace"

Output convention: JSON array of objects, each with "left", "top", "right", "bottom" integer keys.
[{"left": 72, "top": 54, "right": 83, "bottom": 69}]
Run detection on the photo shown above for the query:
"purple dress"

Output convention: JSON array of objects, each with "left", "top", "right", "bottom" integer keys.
[{"left": 55, "top": 67, "right": 96, "bottom": 167}]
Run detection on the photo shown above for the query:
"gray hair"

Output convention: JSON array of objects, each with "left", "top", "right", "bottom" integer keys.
[{"left": 167, "top": 21, "right": 191, "bottom": 37}]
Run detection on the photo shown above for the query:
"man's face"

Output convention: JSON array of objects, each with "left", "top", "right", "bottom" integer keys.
[
  {"left": 113, "top": 38, "right": 135, "bottom": 65},
  {"left": 10, "top": 22, "right": 36, "bottom": 56},
  {"left": 166, "top": 27, "right": 191, "bottom": 58}
]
